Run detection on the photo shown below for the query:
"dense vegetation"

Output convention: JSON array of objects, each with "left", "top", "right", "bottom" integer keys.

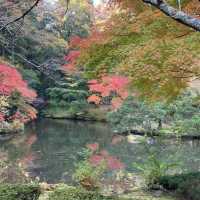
[
  {"left": 0, "top": 184, "right": 40, "bottom": 200},
  {"left": 108, "top": 92, "right": 200, "bottom": 135},
  {"left": 159, "top": 172, "right": 200, "bottom": 200},
  {"left": 0, "top": 0, "right": 200, "bottom": 200},
  {"left": 48, "top": 185, "right": 117, "bottom": 200}
]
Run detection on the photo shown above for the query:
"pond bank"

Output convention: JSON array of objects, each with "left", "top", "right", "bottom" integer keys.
[
  {"left": 38, "top": 184, "right": 176, "bottom": 200},
  {"left": 42, "top": 106, "right": 110, "bottom": 122},
  {"left": 0, "top": 183, "right": 177, "bottom": 200},
  {"left": 119, "top": 129, "right": 200, "bottom": 140}
]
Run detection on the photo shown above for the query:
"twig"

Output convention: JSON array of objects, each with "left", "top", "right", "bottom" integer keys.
[{"left": 0, "top": 0, "right": 41, "bottom": 31}]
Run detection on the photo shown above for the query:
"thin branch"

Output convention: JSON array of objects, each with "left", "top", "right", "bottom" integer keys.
[
  {"left": 0, "top": 0, "right": 41, "bottom": 31},
  {"left": 64, "top": 0, "right": 70, "bottom": 15},
  {"left": 0, "top": 41, "right": 62, "bottom": 85}
]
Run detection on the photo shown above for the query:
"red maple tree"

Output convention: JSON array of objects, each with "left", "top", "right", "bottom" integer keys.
[
  {"left": 0, "top": 64, "right": 37, "bottom": 123},
  {"left": 62, "top": 50, "right": 80, "bottom": 73},
  {"left": 87, "top": 75, "right": 129, "bottom": 108},
  {"left": 0, "top": 64, "right": 37, "bottom": 100}
]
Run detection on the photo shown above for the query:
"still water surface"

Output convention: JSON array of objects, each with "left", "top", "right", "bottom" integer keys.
[{"left": 1, "top": 118, "right": 200, "bottom": 183}]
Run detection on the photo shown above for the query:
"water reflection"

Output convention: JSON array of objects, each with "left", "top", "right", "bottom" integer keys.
[{"left": 0, "top": 118, "right": 200, "bottom": 183}]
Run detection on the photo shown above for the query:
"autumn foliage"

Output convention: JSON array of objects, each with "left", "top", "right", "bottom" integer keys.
[
  {"left": 67, "top": 1, "right": 200, "bottom": 103},
  {"left": 62, "top": 50, "right": 80, "bottom": 73},
  {"left": 87, "top": 75, "right": 129, "bottom": 108},
  {"left": 0, "top": 64, "right": 37, "bottom": 100},
  {"left": 0, "top": 64, "right": 37, "bottom": 124},
  {"left": 87, "top": 143, "right": 125, "bottom": 170}
]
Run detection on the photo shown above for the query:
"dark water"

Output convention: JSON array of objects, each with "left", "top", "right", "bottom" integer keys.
[{"left": 0, "top": 118, "right": 200, "bottom": 184}]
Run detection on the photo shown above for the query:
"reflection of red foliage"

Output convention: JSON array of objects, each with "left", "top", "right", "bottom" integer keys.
[
  {"left": 0, "top": 64, "right": 37, "bottom": 99},
  {"left": 86, "top": 143, "right": 99, "bottom": 152},
  {"left": 20, "top": 152, "right": 37, "bottom": 166},
  {"left": 111, "top": 135, "right": 124, "bottom": 145},
  {"left": 0, "top": 112, "right": 5, "bottom": 122},
  {"left": 106, "top": 156, "right": 125, "bottom": 170},
  {"left": 26, "top": 134, "right": 37, "bottom": 147},
  {"left": 89, "top": 149, "right": 125, "bottom": 170}
]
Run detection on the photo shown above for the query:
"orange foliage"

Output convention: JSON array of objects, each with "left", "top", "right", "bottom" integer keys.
[
  {"left": 88, "top": 75, "right": 129, "bottom": 108},
  {"left": 87, "top": 94, "right": 101, "bottom": 105}
]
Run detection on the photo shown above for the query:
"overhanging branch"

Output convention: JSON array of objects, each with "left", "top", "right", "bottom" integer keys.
[
  {"left": 0, "top": 0, "right": 41, "bottom": 31},
  {"left": 143, "top": 0, "right": 200, "bottom": 31}
]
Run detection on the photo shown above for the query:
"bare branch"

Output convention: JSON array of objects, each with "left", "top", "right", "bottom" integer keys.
[{"left": 0, "top": 0, "right": 41, "bottom": 31}]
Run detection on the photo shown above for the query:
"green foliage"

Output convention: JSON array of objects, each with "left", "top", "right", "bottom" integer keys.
[
  {"left": 20, "top": 69, "right": 41, "bottom": 90},
  {"left": 48, "top": 185, "right": 115, "bottom": 200},
  {"left": 0, "top": 156, "right": 33, "bottom": 184},
  {"left": 107, "top": 92, "right": 200, "bottom": 135},
  {"left": 45, "top": 75, "right": 89, "bottom": 117},
  {"left": 73, "top": 160, "right": 106, "bottom": 188},
  {"left": 76, "top": 2, "right": 200, "bottom": 99},
  {"left": 159, "top": 172, "right": 200, "bottom": 200},
  {"left": 62, "top": 3, "right": 92, "bottom": 40},
  {"left": 168, "top": 93, "right": 200, "bottom": 134},
  {"left": 134, "top": 153, "right": 178, "bottom": 188},
  {"left": 79, "top": 33, "right": 146, "bottom": 79},
  {"left": 107, "top": 96, "right": 167, "bottom": 133},
  {"left": 0, "top": 184, "right": 40, "bottom": 200},
  {"left": 0, "top": 90, "right": 36, "bottom": 133},
  {"left": 73, "top": 148, "right": 107, "bottom": 190}
]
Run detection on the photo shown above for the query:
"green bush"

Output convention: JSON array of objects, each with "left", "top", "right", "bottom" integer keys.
[
  {"left": 134, "top": 153, "right": 178, "bottom": 188},
  {"left": 107, "top": 92, "right": 200, "bottom": 136},
  {"left": 0, "top": 184, "right": 40, "bottom": 200},
  {"left": 48, "top": 185, "right": 116, "bottom": 200},
  {"left": 159, "top": 172, "right": 200, "bottom": 200},
  {"left": 159, "top": 172, "right": 200, "bottom": 190}
]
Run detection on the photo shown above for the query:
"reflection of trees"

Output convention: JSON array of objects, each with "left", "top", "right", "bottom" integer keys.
[
  {"left": 0, "top": 131, "right": 39, "bottom": 183},
  {"left": 31, "top": 119, "right": 114, "bottom": 183},
  {"left": 1, "top": 119, "right": 200, "bottom": 184}
]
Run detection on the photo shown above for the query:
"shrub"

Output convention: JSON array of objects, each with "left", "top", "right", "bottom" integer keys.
[
  {"left": 0, "top": 184, "right": 40, "bottom": 200},
  {"left": 48, "top": 185, "right": 116, "bottom": 200},
  {"left": 134, "top": 153, "right": 178, "bottom": 188},
  {"left": 73, "top": 148, "right": 107, "bottom": 190},
  {"left": 73, "top": 160, "right": 107, "bottom": 190},
  {"left": 107, "top": 92, "right": 200, "bottom": 136},
  {"left": 159, "top": 172, "right": 200, "bottom": 200},
  {"left": 159, "top": 172, "right": 200, "bottom": 190}
]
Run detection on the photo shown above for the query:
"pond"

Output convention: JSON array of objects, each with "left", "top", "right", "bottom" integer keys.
[{"left": 0, "top": 118, "right": 200, "bottom": 184}]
